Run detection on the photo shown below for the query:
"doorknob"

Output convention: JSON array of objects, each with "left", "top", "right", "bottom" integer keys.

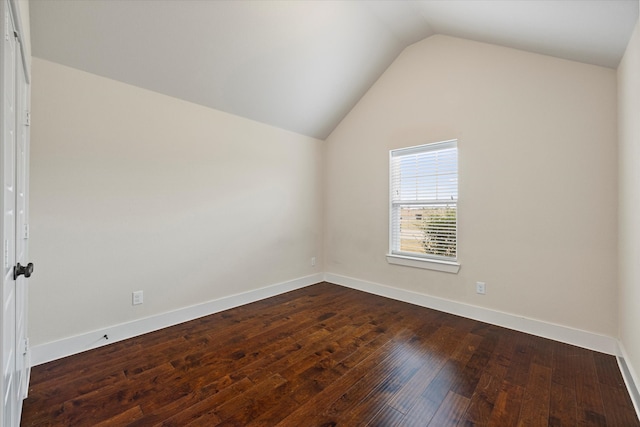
[{"left": 13, "top": 262, "right": 33, "bottom": 280}]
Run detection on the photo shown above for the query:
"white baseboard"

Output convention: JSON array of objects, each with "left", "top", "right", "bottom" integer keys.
[
  {"left": 324, "top": 273, "right": 619, "bottom": 355},
  {"left": 31, "top": 273, "right": 323, "bottom": 366},
  {"left": 617, "top": 342, "right": 640, "bottom": 421}
]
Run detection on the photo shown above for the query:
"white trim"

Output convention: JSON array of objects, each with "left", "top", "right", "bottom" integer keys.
[
  {"left": 386, "top": 254, "right": 460, "bottom": 273},
  {"left": 30, "top": 273, "right": 323, "bottom": 366},
  {"left": 390, "top": 139, "right": 457, "bottom": 157},
  {"left": 617, "top": 342, "right": 640, "bottom": 421},
  {"left": 8, "top": 0, "right": 29, "bottom": 83},
  {"left": 324, "top": 273, "right": 618, "bottom": 355}
]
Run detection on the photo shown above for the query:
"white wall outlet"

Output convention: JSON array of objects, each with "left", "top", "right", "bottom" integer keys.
[
  {"left": 476, "top": 282, "right": 486, "bottom": 295},
  {"left": 132, "top": 290, "right": 143, "bottom": 305},
  {"left": 311, "top": 257, "right": 316, "bottom": 267}
]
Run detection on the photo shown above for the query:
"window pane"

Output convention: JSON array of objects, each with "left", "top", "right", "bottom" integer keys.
[
  {"left": 398, "top": 205, "right": 457, "bottom": 258},
  {"left": 391, "top": 147, "right": 458, "bottom": 203}
]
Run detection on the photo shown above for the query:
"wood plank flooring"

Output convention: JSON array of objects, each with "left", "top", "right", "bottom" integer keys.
[{"left": 21, "top": 282, "right": 639, "bottom": 426}]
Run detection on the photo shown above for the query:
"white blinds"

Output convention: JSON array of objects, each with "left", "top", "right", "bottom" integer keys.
[
  {"left": 390, "top": 140, "right": 458, "bottom": 260},
  {"left": 391, "top": 140, "right": 458, "bottom": 204}
]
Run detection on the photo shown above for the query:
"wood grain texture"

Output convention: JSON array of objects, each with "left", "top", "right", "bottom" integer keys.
[{"left": 21, "top": 282, "right": 639, "bottom": 426}]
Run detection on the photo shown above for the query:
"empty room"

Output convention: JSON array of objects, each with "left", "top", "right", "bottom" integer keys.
[{"left": 1, "top": 0, "right": 639, "bottom": 425}]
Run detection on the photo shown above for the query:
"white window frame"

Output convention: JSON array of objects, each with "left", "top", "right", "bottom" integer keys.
[{"left": 387, "top": 140, "right": 460, "bottom": 274}]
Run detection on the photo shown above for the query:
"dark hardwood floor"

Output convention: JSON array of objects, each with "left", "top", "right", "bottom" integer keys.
[{"left": 21, "top": 282, "right": 639, "bottom": 426}]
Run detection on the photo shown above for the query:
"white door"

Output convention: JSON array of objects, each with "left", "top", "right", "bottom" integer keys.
[
  {"left": 1, "top": 1, "right": 18, "bottom": 424},
  {"left": 1, "top": 0, "right": 30, "bottom": 425},
  {"left": 13, "top": 26, "right": 29, "bottom": 408}
]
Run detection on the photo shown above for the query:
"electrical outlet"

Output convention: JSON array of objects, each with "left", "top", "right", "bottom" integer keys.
[
  {"left": 132, "top": 290, "right": 143, "bottom": 305},
  {"left": 476, "top": 282, "right": 486, "bottom": 295},
  {"left": 311, "top": 257, "right": 316, "bottom": 267}
]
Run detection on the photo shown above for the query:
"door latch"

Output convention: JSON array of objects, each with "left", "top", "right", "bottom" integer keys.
[{"left": 13, "top": 262, "right": 33, "bottom": 280}]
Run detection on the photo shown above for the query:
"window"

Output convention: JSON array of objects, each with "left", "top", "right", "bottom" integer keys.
[{"left": 388, "top": 140, "right": 459, "bottom": 273}]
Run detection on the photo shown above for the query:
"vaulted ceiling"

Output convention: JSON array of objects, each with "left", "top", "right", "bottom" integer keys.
[{"left": 29, "top": 0, "right": 639, "bottom": 140}]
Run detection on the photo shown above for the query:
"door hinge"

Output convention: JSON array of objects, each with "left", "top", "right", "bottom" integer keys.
[
  {"left": 3, "top": 240, "right": 8, "bottom": 270},
  {"left": 23, "top": 223, "right": 29, "bottom": 239},
  {"left": 22, "top": 338, "right": 29, "bottom": 356},
  {"left": 25, "top": 111, "right": 30, "bottom": 127},
  {"left": 4, "top": 15, "right": 8, "bottom": 41}
]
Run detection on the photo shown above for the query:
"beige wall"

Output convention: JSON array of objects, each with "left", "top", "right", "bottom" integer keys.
[
  {"left": 29, "top": 58, "right": 324, "bottom": 346},
  {"left": 325, "top": 35, "right": 618, "bottom": 336},
  {"left": 619, "top": 19, "right": 640, "bottom": 392},
  {"left": 29, "top": 33, "right": 625, "bottom": 356}
]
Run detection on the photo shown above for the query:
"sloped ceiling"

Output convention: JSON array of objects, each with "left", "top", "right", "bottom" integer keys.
[{"left": 29, "top": 0, "right": 639, "bottom": 140}]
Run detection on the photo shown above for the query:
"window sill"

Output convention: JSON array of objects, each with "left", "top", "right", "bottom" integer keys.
[{"left": 386, "top": 254, "right": 461, "bottom": 274}]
